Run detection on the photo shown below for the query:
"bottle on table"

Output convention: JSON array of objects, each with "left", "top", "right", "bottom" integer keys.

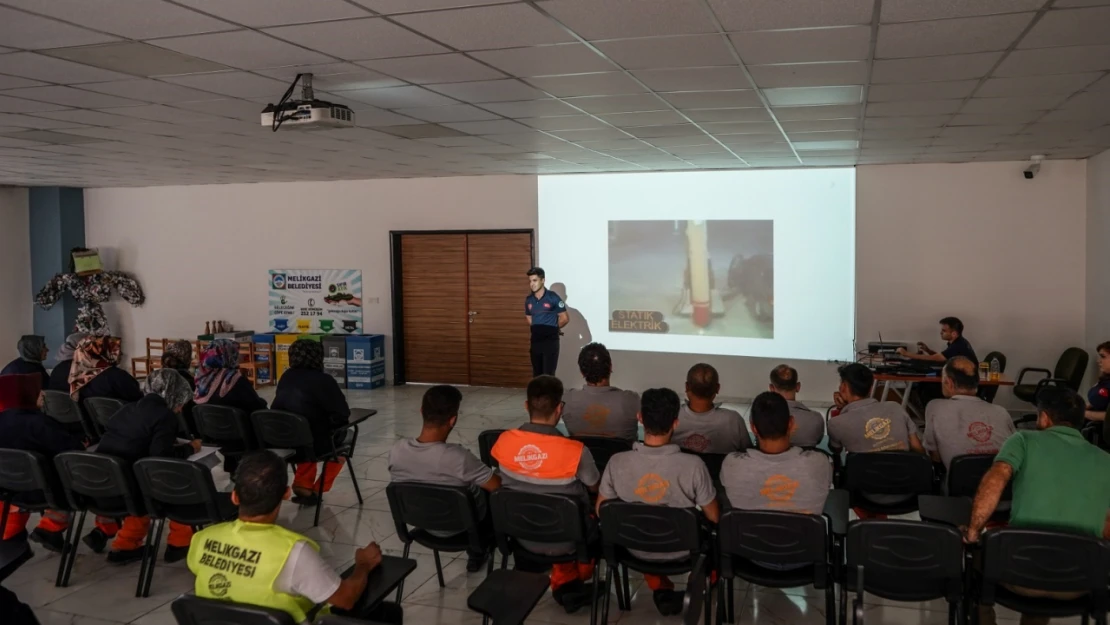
[
  {"left": 989, "top": 357, "right": 1000, "bottom": 382},
  {"left": 979, "top": 361, "right": 989, "bottom": 381}
]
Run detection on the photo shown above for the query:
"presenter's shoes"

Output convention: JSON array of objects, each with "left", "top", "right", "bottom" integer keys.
[
  {"left": 106, "top": 547, "right": 147, "bottom": 565},
  {"left": 29, "top": 528, "right": 65, "bottom": 553},
  {"left": 465, "top": 550, "right": 488, "bottom": 573},
  {"left": 653, "top": 589, "right": 685, "bottom": 616},
  {"left": 552, "top": 580, "right": 595, "bottom": 614},
  {"left": 164, "top": 545, "right": 189, "bottom": 564},
  {"left": 82, "top": 528, "right": 111, "bottom": 554}
]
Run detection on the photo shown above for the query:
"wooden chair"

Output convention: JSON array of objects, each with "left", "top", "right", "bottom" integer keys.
[
  {"left": 130, "top": 338, "right": 163, "bottom": 379},
  {"left": 236, "top": 341, "right": 273, "bottom": 389}
]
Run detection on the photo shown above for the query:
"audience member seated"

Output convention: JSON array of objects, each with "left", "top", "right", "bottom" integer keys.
[
  {"left": 1084, "top": 341, "right": 1110, "bottom": 422},
  {"left": 767, "top": 364, "right": 825, "bottom": 448},
  {"left": 672, "top": 363, "right": 752, "bottom": 453},
  {"left": 188, "top": 451, "right": 401, "bottom": 624},
  {"left": 596, "top": 387, "right": 718, "bottom": 616},
  {"left": 272, "top": 339, "right": 351, "bottom": 505},
  {"left": 491, "top": 375, "right": 600, "bottom": 614},
  {"left": 1, "top": 335, "right": 50, "bottom": 390},
  {"left": 387, "top": 385, "right": 500, "bottom": 572},
  {"left": 161, "top": 340, "right": 196, "bottom": 388},
  {"left": 88, "top": 369, "right": 201, "bottom": 564},
  {"left": 923, "top": 357, "right": 1015, "bottom": 470},
  {"left": 194, "top": 339, "right": 268, "bottom": 472},
  {"left": 69, "top": 336, "right": 143, "bottom": 404},
  {"left": 47, "top": 333, "right": 87, "bottom": 392},
  {"left": 966, "top": 388, "right": 1110, "bottom": 625},
  {"left": 562, "top": 343, "right": 640, "bottom": 441},
  {"left": 0, "top": 374, "right": 84, "bottom": 551},
  {"left": 828, "top": 363, "right": 924, "bottom": 455}
]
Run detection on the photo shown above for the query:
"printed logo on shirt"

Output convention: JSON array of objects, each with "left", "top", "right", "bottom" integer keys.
[
  {"left": 208, "top": 574, "right": 231, "bottom": 597},
  {"left": 527, "top": 303, "right": 533, "bottom": 311},
  {"left": 543, "top": 303, "right": 551, "bottom": 309},
  {"left": 558, "top": 301, "right": 565, "bottom": 309},
  {"left": 967, "top": 421, "right": 993, "bottom": 443},
  {"left": 634, "top": 473, "right": 671, "bottom": 503},
  {"left": 582, "top": 404, "right": 611, "bottom": 428},
  {"left": 1101, "top": 388, "right": 1108, "bottom": 398},
  {"left": 680, "top": 433, "right": 710, "bottom": 452},
  {"left": 514, "top": 444, "right": 547, "bottom": 471},
  {"left": 864, "top": 417, "right": 891, "bottom": 440},
  {"left": 760, "top": 474, "right": 800, "bottom": 505}
]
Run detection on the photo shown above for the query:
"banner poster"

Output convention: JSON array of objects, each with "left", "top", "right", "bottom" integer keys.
[{"left": 268, "top": 269, "right": 362, "bottom": 334}]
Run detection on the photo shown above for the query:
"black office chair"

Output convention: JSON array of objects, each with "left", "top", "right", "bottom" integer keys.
[
  {"left": 0, "top": 449, "right": 73, "bottom": 587},
  {"left": 946, "top": 454, "right": 1011, "bottom": 521},
  {"left": 489, "top": 490, "right": 599, "bottom": 625},
  {"left": 250, "top": 409, "right": 361, "bottom": 527},
  {"left": 478, "top": 429, "right": 506, "bottom": 468},
  {"left": 193, "top": 404, "right": 256, "bottom": 466},
  {"left": 83, "top": 397, "right": 125, "bottom": 435},
  {"left": 842, "top": 520, "right": 965, "bottom": 625},
  {"left": 468, "top": 569, "right": 551, "bottom": 625},
  {"left": 679, "top": 449, "right": 726, "bottom": 483},
  {"left": 978, "top": 528, "right": 1109, "bottom": 625},
  {"left": 41, "top": 390, "right": 97, "bottom": 441},
  {"left": 54, "top": 451, "right": 149, "bottom": 592},
  {"left": 842, "top": 451, "right": 935, "bottom": 516},
  {"left": 977, "top": 351, "right": 1007, "bottom": 403},
  {"left": 385, "top": 482, "right": 492, "bottom": 602},
  {"left": 132, "top": 458, "right": 238, "bottom": 597},
  {"left": 170, "top": 594, "right": 297, "bottom": 625},
  {"left": 570, "top": 436, "right": 632, "bottom": 474},
  {"left": 598, "top": 501, "right": 711, "bottom": 625},
  {"left": 716, "top": 509, "right": 834, "bottom": 625},
  {"left": 1013, "top": 347, "right": 1089, "bottom": 418}
]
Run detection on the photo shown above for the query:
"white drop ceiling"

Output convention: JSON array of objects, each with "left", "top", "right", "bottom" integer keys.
[{"left": 0, "top": 0, "right": 1105, "bottom": 187}]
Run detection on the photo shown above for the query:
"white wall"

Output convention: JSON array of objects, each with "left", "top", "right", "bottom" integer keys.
[
  {"left": 1087, "top": 149, "right": 1110, "bottom": 352},
  {"left": 0, "top": 188, "right": 31, "bottom": 354}
]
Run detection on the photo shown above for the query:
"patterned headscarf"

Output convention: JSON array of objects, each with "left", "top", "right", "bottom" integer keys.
[
  {"left": 162, "top": 340, "right": 194, "bottom": 371},
  {"left": 288, "top": 339, "right": 324, "bottom": 371},
  {"left": 69, "top": 336, "right": 121, "bottom": 400},
  {"left": 194, "top": 339, "right": 243, "bottom": 405},
  {"left": 143, "top": 368, "right": 193, "bottom": 411},
  {"left": 17, "top": 335, "right": 46, "bottom": 363},
  {"left": 0, "top": 373, "right": 42, "bottom": 411},
  {"left": 57, "top": 332, "right": 89, "bottom": 361}
]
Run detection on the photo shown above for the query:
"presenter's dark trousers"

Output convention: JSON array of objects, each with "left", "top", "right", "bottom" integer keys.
[{"left": 531, "top": 337, "right": 560, "bottom": 377}]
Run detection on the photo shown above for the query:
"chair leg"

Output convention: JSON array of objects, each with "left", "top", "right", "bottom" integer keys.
[
  {"left": 486, "top": 547, "right": 494, "bottom": 575},
  {"left": 717, "top": 577, "right": 727, "bottom": 625},
  {"left": 948, "top": 601, "right": 957, "bottom": 625},
  {"left": 601, "top": 564, "right": 614, "bottom": 625},
  {"left": 344, "top": 454, "right": 363, "bottom": 505},
  {"left": 620, "top": 564, "right": 631, "bottom": 611},
  {"left": 825, "top": 582, "right": 836, "bottom": 625},
  {"left": 432, "top": 549, "right": 445, "bottom": 587},
  {"left": 500, "top": 551, "right": 509, "bottom": 570},
  {"left": 0, "top": 501, "right": 9, "bottom": 537},
  {"left": 853, "top": 566, "right": 865, "bottom": 625},
  {"left": 135, "top": 518, "right": 157, "bottom": 598},
  {"left": 313, "top": 462, "right": 327, "bottom": 528},
  {"left": 142, "top": 519, "right": 167, "bottom": 598},
  {"left": 589, "top": 560, "right": 600, "bottom": 625},
  {"left": 394, "top": 542, "right": 411, "bottom": 604},
  {"left": 54, "top": 511, "right": 79, "bottom": 588},
  {"left": 703, "top": 571, "right": 713, "bottom": 625},
  {"left": 727, "top": 578, "right": 735, "bottom": 623},
  {"left": 839, "top": 580, "right": 848, "bottom": 625},
  {"left": 1081, "top": 613, "right": 1090, "bottom": 625},
  {"left": 60, "top": 510, "right": 87, "bottom": 588}
]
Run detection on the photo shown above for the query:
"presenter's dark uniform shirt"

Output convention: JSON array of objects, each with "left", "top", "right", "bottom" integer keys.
[
  {"left": 525, "top": 289, "right": 564, "bottom": 376},
  {"left": 941, "top": 336, "right": 977, "bottom": 365},
  {"left": 1088, "top": 377, "right": 1110, "bottom": 413}
]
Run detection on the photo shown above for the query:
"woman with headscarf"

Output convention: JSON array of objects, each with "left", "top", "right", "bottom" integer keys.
[
  {"left": 48, "top": 332, "right": 88, "bottom": 392},
  {"left": 193, "top": 339, "right": 267, "bottom": 471},
  {"left": 69, "top": 336, "right": 142, "bottom": 404},
  {"left": 272, "top": 339, "right": 351, "bottom": 503},
  {"left": 1, "top": 335, "right": 50, "bottom": 390},
  {"left": 86, "top": 369, "right": 202, "bottom": 564},
  {"left": 161, "top": 340, "right": 196, "bottom": 389}
]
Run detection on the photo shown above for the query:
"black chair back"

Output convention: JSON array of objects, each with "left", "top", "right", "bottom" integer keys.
[
  {"left": 385, "top": 482, "right": 485, "bottom": 555},
  {"left": 717, "top": 509, "right": 829, "bottom": 585},
  {"left": 978, "top": 351, "right": 1007, "bottom": 402},
  {"left": 1054, "top": 347, "right": 1089, "bottom": 392},
  {"left": 193, "top": 405, "right": 254, "bottom": 448},
  {"left": 947, "top": 454, "right": 1012, "bottom": 502},
  {"left": 83, "top": 397, "right": 125, "bottom": 433},
  {"left": 489, "top": 490, "right": 591, "bottom": 563},
  {"left": 843, "top": 452, "right": 934, "bottom": 512},
  {"left": 569, "top": 436, "right": 632, "bottom": 474},
  {"left": 478, "top": 429, "right": 505, "bottom": 468},
  {"left": 42, "top": 390, "right": 93, "bottom": 436},
  {"left": 133, "top": 458, "right": 234, "bottom": 526},
  {"left": 679, "top": 448, "right": 726, "bottom": 483},
  {"left": 54, "top": 451, "right": 145, "bottom": 518},
  {"left": 981, "top": 528, "right": 1110, "bottom": 601},
  {"left": 845, "top": 519, "right": 963, "bottom": 602},
  {"left": 250, "top": 410, "right": 314, "bottom": 455},
  {"left": 0, "top": 449, "right": 69, "bottom": 511},
  {"left": 598, "top": 500, "right": 703, "bottom": 565},
  {"left": 171, "top": 594, "right": 297, "bottom": 625}
]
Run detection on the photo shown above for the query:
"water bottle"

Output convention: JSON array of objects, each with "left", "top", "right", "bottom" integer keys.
[
  {"left": 979, "top": 361, "right": 989, "bottom": 381},
  {"left": 989, "top": 357, "right": 1000, "bottom": 382}
]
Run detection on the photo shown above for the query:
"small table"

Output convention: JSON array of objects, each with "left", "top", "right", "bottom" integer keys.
[
  {"left": 918, "top": 495, "right": 972, "bottom": 528},
  {"left": 468, "top": 570, "right": 550, "bottom": 625},
  {"left": 347, "top": 408, "right": 377, "bottom": 428},
  {"left": 338, "top": 556, "right": 417, "bottom": 615}
]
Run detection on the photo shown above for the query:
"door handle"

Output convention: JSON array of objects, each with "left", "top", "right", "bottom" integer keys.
[{"left": 468, "top": 311, "right": 478, "bottom": 316}]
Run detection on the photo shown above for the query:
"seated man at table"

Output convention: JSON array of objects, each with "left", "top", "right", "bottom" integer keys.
[
  {"left": 896, "top": 316, "right": 978, "bottom": 364},
  {"left": 965, "top": 388, "right": 1110, "bottom": 625},
  {"left": 491, "top": 375, "right": 600, "bottom": 614},
  {"left": 768, "top": 364, "right": 825, "bottom": 448},
  {"left": 189, "top": 451, "right": 401, "bottom": 624},
  {"left": 672, "top": 363, "right": 753, "bottom": 454},
  {"left": 597, "top": 387, "right": 718, "bottom": 616},
  {"left": 562, "top": 343, "right": 640, "bottom": 441},
  {"left": 924, "top": 356, "right": 1015, "bottom": 470},
  {"left": 388, "top": 384, "right": 500, "bottom": 572},
  {"left": 828, "top": 363, "right": 924, "bottom": 455}
]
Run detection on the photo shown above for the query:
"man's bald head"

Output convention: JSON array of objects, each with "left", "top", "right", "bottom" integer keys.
[
  {"left": 942, "top": 356, "right": 979, "bottom": 394},
  {"left": 686, "top": 363, "right": 720, "bottom": 399}
]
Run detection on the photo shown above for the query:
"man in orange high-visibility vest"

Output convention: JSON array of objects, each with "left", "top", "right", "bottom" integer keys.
[{"left": 492, "top": 375, "right": 600, "bottom": 615}]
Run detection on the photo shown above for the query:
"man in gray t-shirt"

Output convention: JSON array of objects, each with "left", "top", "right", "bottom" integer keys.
[
  {"left": 924, "top": 357, "right": 1016, "bottom": 469},
  {"left": 768, "top": 364, "right": 826, "bottom": 448},
  {"left": 672, "top": 363, "right": 752, "bottom": 453},
  {"left": 829, "top": 364, "right": 925, "bottom": 455},
  {"left": 562, "top": 343, "right": 641, "bottom": 440},
  {"left": 597, "top": 388, "right": 719, "bottom": 617}
]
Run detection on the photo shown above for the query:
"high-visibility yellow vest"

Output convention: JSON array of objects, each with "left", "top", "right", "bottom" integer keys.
[{"left": 188, "top": 520, "right": 320, "bottom": 623}]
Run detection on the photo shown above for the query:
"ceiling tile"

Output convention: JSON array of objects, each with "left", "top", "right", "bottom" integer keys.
[
  {"left": 265, "top": 18, "right": 447, "bottom": 60},
  {"left": 949, "top": 111, "right": 1044, "bottom": 125},
  {"left": 867, "top": 99, "right": 964, "bottom": 116},
  {"left": 75, "top": 80, "right": 225, "bottom": 104},
  {"left": 519, "top": 115, "right": 609, "bottom": 130},
  {"left": 684, "top": 108, "right": 772, "bottom": 122},
  {"left": 304, "top": 72, "right": 405, "bottom": 92},
  {"left": 3, "top": 85, "right": 144, "bottom": 109},
  {"left": 749, "top": 62, "right": 869, "bottom": 88},
  {"left": 773, "top": 104, "right": 862, "bottom": 120},
  {"left": 0, "top": 95, "right": 70, "bottom": 113},
  {"left": 0, "top": 6, "right": 118, "bottom": 49},
  {"left": 528, "top": 73, "right": 647, "bottom": 97},
  {"left": 938, "top": 124, "right": 1024, "bottom": 137},
  {"left": 868, "top": 80, "right": 980, "bottom": 102},
  {"left": 151, "top": 31, "right": 331, "bottom": 70},
  {"left": 1, "top": 0, "right": 234, "bottom": 39},
  {"left": 538, "top": 0, "right": 716, "bottom": 39},
  {"left": 959, "top": 95, "right": 1069, "bottom": 113},
  {"left": 871, "top": 52, "right": 1003, "bottom": 83},
  {"left": 442, "top": 119, "right": 532, "bottom": 134},
  {"left": 482, "top": 99, "right": 583, "bottom": 117},
  {"left": 170, "top": 98, "right": 268, "bottom": 119},
  {"left": 427, "top": 79, "right": 548, "bottom": 102},
  {"left": 350, "top": 107, "right": 421, "bottom": 126},
  {"left": 173, "top": 0, "right": 372, "bottom": 27},
  {"left": 707, "top": 0, "right": 873, "bottom": 30},
  {"left": 41, "top": 43, "right": 229, "bottom": 78},
  {"left": 781, "top": 118, "right": 861, "bottom": 132},
  {"left": 632, "top": 67, "right": 749, "bottom": 92},
  {"left": 472, "top": 44, "right": 616, "bottom": 77},
  {"left": 564, "top": 93, "right": 669, "bottom": 114},
  {"left": 595, "top": 35, "right": 736, "bottom": 70},
  {"left": 0, "top": 75, "right": 49, "bottom": 90},
  {"left": 881, "top": 0, "right": 1046, "bottom": 22},
  {"left": 394, "top": 103, "right": 500, "bottom": 123},
  {"left": 702, "top": 121, "right": 781, "bottom": 135},
  {"left": 793, "top": 139, "right": 858, "bottom": 150},
  {"left": 392, "top": 4, "right": 574, "bottom": 50},
  {"left": 996, "top": 44, "right": 1110, "bottom": 76},
  {"left": 355, "top": 0, "right": 517, "bottom": 13},
  {"left": 340, "top": 85, "right": 457, "bottom": 108},
  {"left": 162, "top": 72, "right": 291, "bottom": 98},
  {"left": 97, "top": 104, "right": 225, "bottom": 124},
  {"left": 1054, "top": 0, "right": 1110, "bottom": 6},
  {"left": 730, "top": 26, "right": 871, "bottom": 65},
  {"left": 1020, "top": 6, "right": 1110, "bottom": 48},
  {"left": 626, "top": 124, "right": 706, "bottom": 138},
  {"left": 0, "top": 113, "right": 89, "bottom": 128},
  {"left": 361, "top": 54, "right": 506, "bottom": 85},
  {"left": 660, "top": 90, "right": 763, "bottom": 109},
  {"left": 877, "top": 13, "right": 1035, "bottom": 58},
  {"left": 864, "top": 115, "right": 951, "bottom": 128},
  {"left": 978, "top": 72, "right": 1103, "bottom": 96},
  {"left": 597, "top": 110, "right": 687, "bottom": 127},
  {"left": 763, "top": 86, "right": 862, "bottom": 106}
]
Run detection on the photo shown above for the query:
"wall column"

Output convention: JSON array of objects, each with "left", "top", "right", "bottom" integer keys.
[{"left": 30, "top": 187, "right": 85, "bottom": 367}]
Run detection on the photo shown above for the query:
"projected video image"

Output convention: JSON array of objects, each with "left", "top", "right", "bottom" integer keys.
[{"left": 608, "top": 220, "right": 774, "bottom": 339}]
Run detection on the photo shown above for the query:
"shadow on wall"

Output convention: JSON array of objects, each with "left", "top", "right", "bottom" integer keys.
[{"left": 549, "top": 282, "right": 592, "bottom": 383}]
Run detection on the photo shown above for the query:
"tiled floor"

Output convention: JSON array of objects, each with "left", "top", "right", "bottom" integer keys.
[{"left": 7, "top": 385, "right": 1074, "bottom": 624}]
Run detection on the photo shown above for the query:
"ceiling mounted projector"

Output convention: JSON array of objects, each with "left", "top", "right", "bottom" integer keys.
[{"left": 261, "top": 73, "right": 354, "bottom": 131}]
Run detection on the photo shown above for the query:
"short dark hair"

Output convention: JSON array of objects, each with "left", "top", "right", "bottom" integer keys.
[
  {"left": 421, "top": 385, "right": 462, "bottom": 427},
  {"left": 578, "top": 343, "right": 612, "bottom": 384},
  {"left": 943, "top": 356, "right": 979, "bottom": 391},
  {"left": 940, "top": 316, "right": 964, "bottom": 335},
  {"left": 838, "top": 363, "right": 874, "bottom": 398},
  {"left": 750, "top": 391, "right": 791, "bottom": 440},
  {"left": 527, "top": 375, "right": 563, "bottom": 418},
  {"left": 686, "top": 363, "right": 719, "bottom": 399},
  {"left": 1037, "top": 387, "right": 1085, "bottom": 428},
  {"left": 769, "top": 364, "right": 798, "bottom": 391},
  {"left": 1097, "top": 341, "right": 1110, "bottom": 356},
  {"left": 233, "top": 451, "right": 288, "bottom": 516},
  {"left": 526, "top": 267, "right": 545, "bottom": 279},
  {"left": 640, "top": 388, "right": 680, "bottom": 436}
]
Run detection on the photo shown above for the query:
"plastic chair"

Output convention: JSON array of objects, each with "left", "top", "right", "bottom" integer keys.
[
  {"left": 569, "top": 436, "right": 632, "bottom": 474},
  {"left": 170, "top": 594, "right": 297, "bottom": 625},
  {"left": 679, "top": 449, "right": 727, "bottom": 483},
  {"left": 133, "top": 458, "right": 238, "bottom": 597},
  {"left": 250, "top": 409, "right": 361, "bottom": 527},
  {"left": 716, "top": 509, "right": 834, "bottom": 625},
  {"left": 468, "top": 569, "right": 550, "bottom": 625},
  {"left": 946, "top": 454, "right": 1011, "bottom": 521},
  {"left": 193, "top": 404, "right": 257, "bottom": 465},
  {"left": 1013, "top": 347, "right": 1089, "bottom": 424},
  {"left": 0, "top": 449, "right": 73, "bottom": 587},
  {"left": 842, "top": 451, "right": 935, "bottom": 516},
  {"left": 478, "top": 429, "right": 506, "bottom": 468},
  {"left": 83, "top": 397, "right": 125, "bottom": 435},
  {"left": 53, "top": 451, "right": 148, "bottom": 592},
  {"left": 489, "top": 489, "right": 599, "bottom": 625},
  {"left": 41, "top": 390, "right": 96, "bottom": 441},
  {"left": 385, "top": 482, "right": 492, "bottom": 602},
  {"left": 977, "top": 351, "right": 1007, "bottom": 403},
  {"left": 842, "top": 520, "right": 964, "bottom": 625}
]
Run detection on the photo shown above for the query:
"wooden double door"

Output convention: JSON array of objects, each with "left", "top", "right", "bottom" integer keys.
[{"left": 395, "top": 230, "right": 534, "bottom": 388}]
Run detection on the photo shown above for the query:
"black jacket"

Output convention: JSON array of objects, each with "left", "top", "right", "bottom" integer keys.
[
  {"left": 204, "top": 376, "right": 268, "bottom": 415},
  {"left": 0, "top": 408, "right": 84, "bottom": 457},
  {"left": 272, "top": 368, "right": 350, "bottom": 456},
  {"left": 47, "top": 359, "right": 73, "bottom": 392},
  {"left": 1, "top": 358, "right": 49, "bottom": 391},
  {"left": 77, "top": 366, "right": 144, "bottom": 404},
  {"left": 95, "top": 394, "right": 191, "bottom": 465}
]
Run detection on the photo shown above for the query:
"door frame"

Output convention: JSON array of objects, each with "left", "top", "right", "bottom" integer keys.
[{"left": 390, "top": 229, "right": 535, "bottom": 386}]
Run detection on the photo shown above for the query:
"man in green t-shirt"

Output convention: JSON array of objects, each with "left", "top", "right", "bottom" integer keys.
[{"left": 966, "top": 387, "right": 1110, "bottom": 625}]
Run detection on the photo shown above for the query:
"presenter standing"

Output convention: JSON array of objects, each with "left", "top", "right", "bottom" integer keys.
[{"left": 525, "top": 267, "right": 568, "bottom": 376}]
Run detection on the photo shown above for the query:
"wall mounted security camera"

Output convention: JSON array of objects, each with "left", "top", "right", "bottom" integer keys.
[{"left": 1024, "top": 155, "right": 1045, "bottom": 180}]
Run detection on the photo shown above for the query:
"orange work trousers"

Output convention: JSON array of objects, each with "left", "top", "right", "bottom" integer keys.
[
  {"left": 551, "top": 561, "right": 595, "bottom": 590},
  {"left": 106, "top": 516, "right": 193, "bottom": 551},
  {"left": 293, "top": 460, "right": 345, "bottom": 493}
]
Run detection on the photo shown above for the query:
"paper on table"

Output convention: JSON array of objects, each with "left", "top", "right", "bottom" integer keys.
[{"left": 188, "top": 446, "right": 222, "bottom": 471}]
